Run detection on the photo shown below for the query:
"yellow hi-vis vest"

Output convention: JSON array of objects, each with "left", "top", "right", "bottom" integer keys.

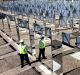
[
  {"left": 39, "top": 40, "right": 46, "bottom": 49},
  {"left": 19, "top": 44, "right": 28, "bottom": 54}
]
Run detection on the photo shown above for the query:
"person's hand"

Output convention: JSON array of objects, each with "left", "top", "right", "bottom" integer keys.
[{"left": 17, "top": 53, "right": 20, "bottom": 56}]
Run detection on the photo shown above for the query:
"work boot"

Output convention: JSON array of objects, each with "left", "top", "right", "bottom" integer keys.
[
  {"left": 21, "top": 65, "right": 24, "bottom": 68},
  {"left": 38, "top": 58, "right": 42, "bottom": 62},
  {"left": 29, "top": 63, "right": 31, "bottom": 66},
  {"left": 43, "top": 57, "right": 47, "bottom": 59}
]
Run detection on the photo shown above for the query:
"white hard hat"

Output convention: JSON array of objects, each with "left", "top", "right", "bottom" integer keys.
[
  {"left": 20, "top": 40, "right": 24, "bottom": 43},
  {"left": 41, "top": 35, "right": 44, "bottom": 37}
]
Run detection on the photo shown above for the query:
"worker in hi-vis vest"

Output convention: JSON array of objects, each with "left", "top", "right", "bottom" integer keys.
[
  {"left": 38, "top": 36, "right": 47, "bottom": 61},
  {"left": 19, "top": 40, "right": 31, "bottom": 68}
]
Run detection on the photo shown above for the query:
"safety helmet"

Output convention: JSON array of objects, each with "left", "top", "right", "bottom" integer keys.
[{"left": 20, "top": 40, "right": 24, "bottom": 43}]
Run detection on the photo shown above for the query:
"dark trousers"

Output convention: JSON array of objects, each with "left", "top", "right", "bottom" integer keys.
[
  {"left": 38, "top": 48, "right": 45, "bottom": 60},
  {"left": 19, "top": 54, "right": 31, "bottom": 67}
]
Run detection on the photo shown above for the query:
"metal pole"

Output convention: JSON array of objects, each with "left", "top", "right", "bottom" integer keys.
[
  {"left": 79, "top": 20, "right": 80, "bottom": 32},
  {"left": 28, "top": 19, "right": 33, "bottom": 55},
  {"left": 6, "top": 16, "right": 11, "bottom": 37},
  {"left": 14, "top": 15, "right": 20, "bottom": 43},
  {"left": 1, "top": 18, "right": 4, "bottom": 30}
]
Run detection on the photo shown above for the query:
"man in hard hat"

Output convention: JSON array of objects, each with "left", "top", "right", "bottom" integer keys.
[
  {"left": 19, "top": 40, "right": 31, "bottom": 68},
  {"left": 38, "top": 36, "right": 47, "bottom": 61}
]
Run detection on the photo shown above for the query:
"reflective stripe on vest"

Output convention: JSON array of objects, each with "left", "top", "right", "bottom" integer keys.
[
  {"left": 39, "top": 40, "right": 45, "bottom": 49},
  {"left": 19, "top": 45, "right": 27, "bottom": 54}
]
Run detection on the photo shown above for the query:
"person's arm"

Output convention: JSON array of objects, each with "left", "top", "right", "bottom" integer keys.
[{"left": 17, "top": 44, "right": 20, "bottom": 55}]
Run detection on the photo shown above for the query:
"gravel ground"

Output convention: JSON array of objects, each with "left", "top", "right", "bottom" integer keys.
[
  {"left": 0, "top": 45, "right": 15, "bottom": 56},
  {"left": 63, "top": 53, "right": 80, "bottom": 73},
  {"left": 17, "top": 68, "right": 41, "bottom": 75},
  {"left": 63, "top": 67, "right": 80, "bottom": 75},
  {"left": 0, "top": 38, "right": 7, "bottom": 46},
  {"left": 0, "top": 55, "right": 20, "bottom": 73}
]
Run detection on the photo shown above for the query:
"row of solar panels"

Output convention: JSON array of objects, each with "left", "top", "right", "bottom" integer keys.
[
  {"left": 0, "top": 0, "right": 80, "bottom": 18},
  {"left": 0, "top": 0, "right": 80, "bottom": 26}
]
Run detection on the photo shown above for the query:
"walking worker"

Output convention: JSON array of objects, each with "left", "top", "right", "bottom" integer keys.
[
  {"left": 38, "top": 36, "right": 47, "bottom": 61},
  {"left": 19, "top": 40, "right": 31, "bottom": 68}
]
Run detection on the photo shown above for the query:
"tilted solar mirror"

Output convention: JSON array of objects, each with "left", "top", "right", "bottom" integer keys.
[
  {"left": 34, "top": 23, "right": 43, "bottom": 35},
  {"left": 8, "top": 15, "right": 15, "bottom": 21},
  {"left": 17, "top": 19, "right": 29, "bottom": 29}
]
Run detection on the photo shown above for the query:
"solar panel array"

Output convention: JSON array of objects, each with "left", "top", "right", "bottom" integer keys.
[{"left": 0, "top": 0, "right": 80, "bottom": 26}]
